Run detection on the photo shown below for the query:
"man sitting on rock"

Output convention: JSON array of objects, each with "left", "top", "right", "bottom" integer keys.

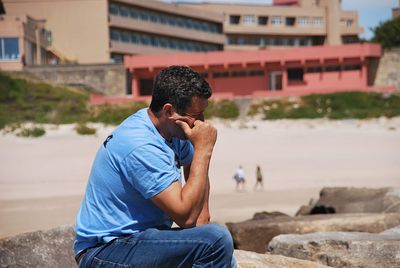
[{"left": 74, "top": 66, "right": 236, "bottom": 267}]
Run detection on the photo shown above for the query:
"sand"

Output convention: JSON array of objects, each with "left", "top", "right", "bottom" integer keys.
[{"left": 1, "top": 117, "right": 400, "bottom": 238}]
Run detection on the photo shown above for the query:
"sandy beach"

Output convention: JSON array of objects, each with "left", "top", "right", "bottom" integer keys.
[{"left": 1, "top": 117, "right": 400, "bottom": 238}]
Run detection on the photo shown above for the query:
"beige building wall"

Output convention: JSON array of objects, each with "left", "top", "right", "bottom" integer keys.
[
  {"left": 0, "top": 15, "right": 51, "bottom": 70},
  {"left": 4, "top": 0, "right": 110, "bottom": 64},
  {"left": 108, "top": 0, "right": 224, "bottom": 58},
  {"left": 180, "top": 1, "right": 362, "bottom": 47}
]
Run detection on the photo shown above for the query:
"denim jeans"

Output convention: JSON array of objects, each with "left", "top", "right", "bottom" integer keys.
[{"left": 78, "top": 223, "right": 237, "bottom": 268}]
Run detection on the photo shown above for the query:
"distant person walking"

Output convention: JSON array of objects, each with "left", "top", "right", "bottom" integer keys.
[
  {"left": 233, "top": 165, "right": 246, "bottom": 191},
  {"left": 254, "top": 165, "right": 263, "bottom": 191}
]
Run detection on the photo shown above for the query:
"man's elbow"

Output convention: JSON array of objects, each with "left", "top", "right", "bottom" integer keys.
[
  {"left": 174, "top": 214, "right": 198, "bottom": 228},
  {"left": 175, "top": 218, "right": 197, "bottom": 228}
]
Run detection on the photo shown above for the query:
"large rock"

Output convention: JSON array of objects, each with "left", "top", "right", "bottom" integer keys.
[
  {"left": 226, "top": 213, "right": 400, "bottom": 253},
  {"left": 234, "top": 250, "right": 330, "bottom": 268},
  {"left": 0, "top": 225, "right": 75, "bottom": 268},
  {"left": 268, "top": 228, "right": 400, "bottom": 268},
  {"left": 297, "top": 187, "right": 400, "bottom": 215}
]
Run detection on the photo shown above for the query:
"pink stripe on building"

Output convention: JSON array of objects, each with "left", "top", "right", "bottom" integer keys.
[{"left": 91, "top": 43, "right": 394, "bottom": 105}]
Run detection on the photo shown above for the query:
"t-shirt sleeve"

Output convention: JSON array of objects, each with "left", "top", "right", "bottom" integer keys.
[
  {"left": 122, "top": 144, "right": 180, "bottom": 199},
  {"left": 178, "top": 140, "right": 194, "bottom": 166}
]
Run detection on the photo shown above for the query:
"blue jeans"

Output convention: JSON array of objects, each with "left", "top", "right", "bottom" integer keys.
[{"left": 78, "top": 224, "right": 236, "bottom": 268}]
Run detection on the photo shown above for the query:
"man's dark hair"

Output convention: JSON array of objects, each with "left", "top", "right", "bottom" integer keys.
[{"left": 150, "top": 66, "right": 212, "bottom": 114}]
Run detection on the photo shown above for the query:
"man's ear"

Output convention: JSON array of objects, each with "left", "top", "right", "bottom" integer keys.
[{"left": 162, "top": 103, "right": 174, "bottom": 117}]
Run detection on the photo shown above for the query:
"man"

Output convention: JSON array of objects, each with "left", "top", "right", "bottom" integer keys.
[
  {"left": 233, "top": 166, "right": 245, "bottom": 191},
  {"left": 74, "top": 66, "right": 236, "bottom": 267}
]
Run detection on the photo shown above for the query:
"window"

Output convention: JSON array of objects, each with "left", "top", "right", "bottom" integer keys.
[
  {"left": 119, "top": 6, "right": 129, "bottom": 17},
  {"left": 149, "top": 12, "right": 158, "bottom": 23},
  {"left": 325, "top": 66, "right": 341, "bottom": 72},
  {"left": 0, "top": 38, "right": 20, "bottom": 60},
  {"left": 130, "top": 33, "right": 139, "bottom": 43},
  {"left": 140, "top": 34, "right": 150, "bottom": 45},
  {"left": 139, "top": 10, "right": 149, "bottom": 21},
  {"left": 213, "top": 72, "right": 229, "bottom": 78},
  {"left": 229, "top": 15, "right": 240, "bottom": 25},
  {"left": 111, "top": 53, "right": 123, "bottom": 63},
  {"left": 343, "top": 64, "right": 361, "bottom": 71},
  {"left": 298, "top": 17, "right": 308, "bottom": 26},
  {"left": 306, "top": 66, "right": 322, "bottom": 73},
  {"left": 129, "top": 8, "right": 139, "bottom": 19},
  {"left": 271, "top": 16, "right": 282, "bottom": 25},
  {"left": 287, "top": 68, "right": 304, "bottom": 82},
  {"left": 313, "top": 17, "right": 323, "bottom": 26},
  {"left": 342, "top": 35, "right": 359, "bottom": 44},
  {"left": 232, "top": 71, "right": 247, "bottom": 77},
  {"left": 346, "top": 19, "right": 353, "bottom": 27},
  {"left": 243, "top": 15, "right": 256, "bottom": 25},
  {"left": 139, "top": 79, "right": 153, "bottom": 96},
  {"left": 121, "top": 31, "right": 130, "bottom": 42},
  {"left": 249, "top": 70, "right": 265, "bottom": 76},
  {"left": 109, "top": 3, "right": 119, "bottom": 15},
  {"left": 286, "top": 17, "right": 296, "bottom": 26},
  {"left": 258, "top": 16, "right": 268, "bottom": 25},
  {"left": 110, "top": 29, "right": 120, "bottom": 41}
]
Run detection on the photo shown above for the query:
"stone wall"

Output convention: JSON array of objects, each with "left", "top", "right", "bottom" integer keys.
[
  {"left": 375, "top": 48, "right": 400, "bottom": 90},
  {"left": 24, "top": 63, "right": 128, "bottom": 96}
]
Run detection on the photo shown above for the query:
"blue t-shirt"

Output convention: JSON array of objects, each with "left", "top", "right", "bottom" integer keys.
[{"left": 74, "top": 108, "right": 194, "bottom": 255}]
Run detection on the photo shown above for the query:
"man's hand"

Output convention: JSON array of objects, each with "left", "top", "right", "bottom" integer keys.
[{"left": 175, "top": 120, "right": 217, "bottom": 152}]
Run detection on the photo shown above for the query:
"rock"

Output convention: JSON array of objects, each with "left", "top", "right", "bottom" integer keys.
[
  {"left": 226, "top": 213, "right": 400, "bottom": 253},
  {"left": 268, "top": 231, "right": 400, "bottom": 268},
  {"left": 380, "top": 224, "right": 400, "bottom": 236},
  {"left": 252, "top": 211, "right": 290, "bottom": 220},
  {"left": 0, "top": 225, "right": 75, "bottom": 268},
  {"left": 234, "top": 249, "right": 330, "bottom": 268},
  {"left": 296, "top": 187, "right": 400, "bottom": 215}
]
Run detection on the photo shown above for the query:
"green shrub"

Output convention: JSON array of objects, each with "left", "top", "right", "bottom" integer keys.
[
  {"left": 16, "top": 126, "right": 46, "bottom": 138},
  {"left": 205, "top": 100, "right": 240, "bottom": 119},
  {"left": 91, "top": 102, "right": 148, "bottom": 125},
  {"left": 75, "top": 123, "right": 96, "bottom": 135},
  {"left": 0, "top": 72, "right": 90, "bottom": 128},
  {"left": 250, "top": 92, "right": 400, "bottom": 120}
]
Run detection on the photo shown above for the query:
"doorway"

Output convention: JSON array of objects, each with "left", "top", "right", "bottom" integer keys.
[{"left": 269, "top": 71, "right": 282, "bottom": 91}]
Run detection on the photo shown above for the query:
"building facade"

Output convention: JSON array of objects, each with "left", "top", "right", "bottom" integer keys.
[
  {"left": 89, "top": 43, "right": 393, "bottom": 104},
  {"left": 3, "top": 0, "right": 224, "bottom": 64},
  {"left": 393, "top": 0, "right": 400, "bottom": 18},
  {"left": 0, "top": 14, "right": 52, "bottom": 71},
  {"left": 179, "top": 0, "right": 363, "bottom": 50}
]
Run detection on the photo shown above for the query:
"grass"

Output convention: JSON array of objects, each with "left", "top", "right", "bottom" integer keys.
[
  {"left": 2, "top": 71, "right": 399, "bottom": 136},
  {"left": 0, "top": 71, "right": 90, "bottom": 128},
  {"left": 17, "top": 126, "right": 46, "bottom": 137},
  {"left": 248, "top": 92, "right": 400, "bottom": 120},
  {"left": 0, "top": 72, "right": 147, "bottom": 129},
  {"left": 205, "top": 100, "right": 240, "bottom": 119},
  {"left": 75, "top": 123, "right": 97, "bottom": 135},
  {"left": 91, "top": 102, "right": 148, "bottom": 125}
]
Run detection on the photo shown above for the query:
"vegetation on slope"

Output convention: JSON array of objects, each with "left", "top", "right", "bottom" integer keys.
[{"left": 248, "top": 91, "right": 400, "bottom": 120}]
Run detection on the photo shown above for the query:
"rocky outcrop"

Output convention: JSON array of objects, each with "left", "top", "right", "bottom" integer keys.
[
  {"left": 0, "top": 224, "right": 330, "bottom": 268},
  {"left": 0, "top": 225, "right": 75, "bottom": 268},
  {"left": 375, "top": 48, "right": 400, "bottom": 90},
  {"left": 227, "top": 213, "right": 400, "bottom": 253},
  {"left": 268, "top": 227, "right": 400, "bottom": 268},
  {"left": 296, "top": 187, "right": 400, "bottom": 215},
  {"left": 234, "top": 250, "right": 330, "bottom": 268}
]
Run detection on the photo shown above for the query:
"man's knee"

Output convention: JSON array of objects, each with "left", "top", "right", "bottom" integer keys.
[{"left": 199, "top": 224, "right": 234, "bottom": 252}]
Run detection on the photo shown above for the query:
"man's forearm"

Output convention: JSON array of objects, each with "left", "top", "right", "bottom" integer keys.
[
  {"left": 196, "top": 177, "right": 210, "bottom": 225},
  {"left": 174, "top": 148, "right": 210, "bottom": 227}
]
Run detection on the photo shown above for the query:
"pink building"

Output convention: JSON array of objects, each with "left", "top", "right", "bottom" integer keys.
[{"left": 90, "top": 43, "right": 393, "bottom": 104}]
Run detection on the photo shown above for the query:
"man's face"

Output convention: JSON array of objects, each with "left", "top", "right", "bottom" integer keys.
[{"left": 170, "top": 97, "right": 208, "bottom": 139}]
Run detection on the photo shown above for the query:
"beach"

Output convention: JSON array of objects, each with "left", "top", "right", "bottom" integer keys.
[{"left": 1, "top": 117, "right": 400, "bottom": 238}]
